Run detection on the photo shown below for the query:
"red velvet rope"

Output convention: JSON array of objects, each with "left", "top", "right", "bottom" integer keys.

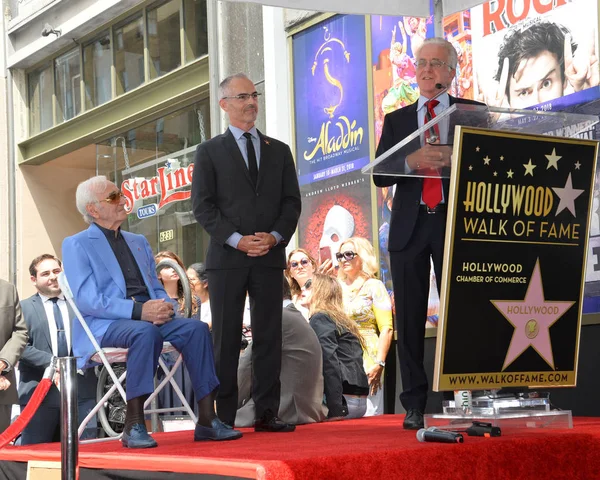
[{"left": 0, "top": 377, "right": 53, "bottom": 448}]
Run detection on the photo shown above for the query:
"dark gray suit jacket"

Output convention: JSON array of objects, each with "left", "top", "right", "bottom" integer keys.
[
  {"left": 235, "top": 304, "right": 326, "bottom": 426},
  {"left": 191, "top": 128, "right": 301, "bottom": 270},
  {"left": 19, "top": 294, "right": 96, "bottom": 407}
]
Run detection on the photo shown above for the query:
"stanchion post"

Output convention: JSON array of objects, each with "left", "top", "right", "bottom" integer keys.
[{"left": 59, "top": 357, "right": 78, "bottom": 480}]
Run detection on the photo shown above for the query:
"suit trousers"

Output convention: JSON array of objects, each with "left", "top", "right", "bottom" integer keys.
[
  {"left": 0, "top": 405, "right": 10, "bottom": 434},
  {"left": 391, "top": 210, "right": 446, "bottom": 412},
  {"left": 101, "top": 318, "right": 219, "bottom": 401},
  {"left": 208, "top": 266, "right": 283, "bottom": 425}
]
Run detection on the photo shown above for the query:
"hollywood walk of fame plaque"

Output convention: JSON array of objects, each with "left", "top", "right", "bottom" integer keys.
[{"left": 434, "top": 126, "right": 598, "bottom": 391}]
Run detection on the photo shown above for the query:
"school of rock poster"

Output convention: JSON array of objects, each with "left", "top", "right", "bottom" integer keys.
[{"left": 471, "top": 0, "right": 600, "bottom": 112}]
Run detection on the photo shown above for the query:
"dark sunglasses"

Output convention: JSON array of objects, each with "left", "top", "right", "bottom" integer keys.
[
  {"left": 336, "top": 251, "right": 358, "bottom": 262},
  {"left": 303, "top": 278, "right": 312, "bottom": 289},
  {"left": 290, "top": 258, "right": 310, "bottom": 269},
  {"left": 101, "top": 190, "right": 124, "bottom": 205}
]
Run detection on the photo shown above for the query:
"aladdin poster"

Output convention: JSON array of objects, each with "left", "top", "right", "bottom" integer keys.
[{"left": 292, "top": 14, "right": 371, "bottom": 187}]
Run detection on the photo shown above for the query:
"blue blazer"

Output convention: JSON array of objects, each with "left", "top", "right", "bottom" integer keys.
[{"left": 62, "top": 223, "right": 169, "bottom": 369}]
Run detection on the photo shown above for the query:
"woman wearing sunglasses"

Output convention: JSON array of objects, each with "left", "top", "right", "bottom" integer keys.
[
  {"left": 301, "top": 274, "right": 369, "bottom": 420},
  {"left": 337, "top": 237, "right": 393, "bottom": 416},
  {"left": 285, "top": 249, "right": 318, "bottom": 317}
]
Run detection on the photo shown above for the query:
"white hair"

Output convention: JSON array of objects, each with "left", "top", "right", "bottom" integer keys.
[
  {"left": 416, "top": 37, "right": 458, "bottom": 69},
  {"left": 76, "top": 175, "right": 109, "bottom": 224},
  {"left": 219, "top": 73, "right": 251, "bottom": 99}
]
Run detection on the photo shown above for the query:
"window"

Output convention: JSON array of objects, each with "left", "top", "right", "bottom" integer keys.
[
  {"left": 183, "top": 0, "right": 208, "bottom": 61},
  {"left": 83, "top": 32, "right": 112, "bottom": 109},
  {"left": 29, "top": 65, "right": 53, "bottom": 134},
  {"left": 114, "top": 15, "right": 145, "bottom": 95},
  {"left": 147, "top": 0, "right": 181, "bottom": 79},
  {"left": 55, "top": 49, "right": 81, "bottom": 124}
]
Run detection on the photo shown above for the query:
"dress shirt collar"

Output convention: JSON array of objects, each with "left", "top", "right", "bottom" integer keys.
[
  {"left": 38, "top": 292, "right": 65, "bottom": 303},
  {"left": 94, "top": 222, "right": 122, "bottom": 239},
  {"left": 229, "top": 125, "right": 259, "bottom": 141},
  {"left": 416, "top": 92, "right": 450, "bottom": 113},
  {"left": 282, "top": 299, "right": 293, "bottom": 307}
]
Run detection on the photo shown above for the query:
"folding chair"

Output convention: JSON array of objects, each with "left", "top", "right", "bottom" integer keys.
[{"left": 57, "top": 272, "right": 198, "bottom": 443}]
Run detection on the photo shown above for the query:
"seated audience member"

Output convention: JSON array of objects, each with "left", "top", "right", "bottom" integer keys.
[
  {"left": 187, "top": 263, "right": 211, "bottom": 329},
  {"left": 156, "top": 251, "right": 199, "bottom": 319},
  {"left": 285, "top": 249, "right": 317, "bottom": 319},
  {"left": 302, "top": 274, "right": 369, "bottom": 420},
  {"left": 0, "top": 280, "right": 27, "bottom": 435},
  {"left": 62, "top": 176, "right": 242, "bottom": 448},
  {"left": 155, "top": 251, "right": 198, "bottom": 417},
  {"left": 235, "top": 280, "right": 327, "bottom": 426},
  {"left": 338, "top": 237, "right": 393, "bottom": 416},
  {"left": 19, "top": 254, "right": 98, "bottom": 444}
]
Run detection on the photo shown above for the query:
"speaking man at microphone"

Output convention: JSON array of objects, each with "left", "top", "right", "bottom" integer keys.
[{"left": 374, "top": 38, "right": 484, "bottom": 430}]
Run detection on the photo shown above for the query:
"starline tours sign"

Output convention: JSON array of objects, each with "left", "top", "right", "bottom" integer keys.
[{"left": 121, "top": 160, "right": 193, "bottom": 219}]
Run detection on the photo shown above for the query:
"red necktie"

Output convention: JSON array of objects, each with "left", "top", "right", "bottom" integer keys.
[{"left": 422, "top": 99, "right": 442, "bottom": 209}]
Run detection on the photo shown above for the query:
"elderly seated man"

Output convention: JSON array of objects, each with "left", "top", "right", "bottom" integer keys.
[{"left": 62, "top": 176, "right": 242, "bottom": 448}]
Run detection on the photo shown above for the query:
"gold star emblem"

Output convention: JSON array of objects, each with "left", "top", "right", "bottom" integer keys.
[
  {"left": 476, "top": 146, "right": 480, "bottom": 152},
  {"left": 545, "top": 148, "right": 562, "bottom": 170},
  {"left": 523, "top": 159, "right": 536, "bottom": 176},
  {"left": 500, "top": 156, "right": 504, "bottom": 161},
  {"left": 575, "top": 161, "right": 581, "bottom": 170},
  {"left": 469, "top": 165, "right": 473, "bottom": 171},
  {"left": 493, "top": 171, "right": 498, "bottom": 177},
  {"left": 483, "top": 156, "right": 491, "bottom": 165},
  {"left": 507, "top": 169, "right": 514, "bottom": 178}
]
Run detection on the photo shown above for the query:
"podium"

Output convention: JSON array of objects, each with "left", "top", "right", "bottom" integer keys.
[{"left": 363, "top": 105, "right": 599, "bottom": 430}]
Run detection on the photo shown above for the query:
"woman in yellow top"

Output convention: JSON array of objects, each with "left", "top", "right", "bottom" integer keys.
[{"left": 337, "top": 237, "right": 393, "bottom": 416}]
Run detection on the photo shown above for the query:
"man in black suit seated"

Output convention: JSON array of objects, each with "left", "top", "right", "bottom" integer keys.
[{"left": 374, "top": 37, "right": 484, "bottom": 430}]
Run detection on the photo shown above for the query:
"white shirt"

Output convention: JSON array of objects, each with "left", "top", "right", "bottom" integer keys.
[
  {"left": 39, "top": 293, "right": 72, "bottom": 355},
  {"left": 200, "top": 299, "right": 212, "bottom": 327}
]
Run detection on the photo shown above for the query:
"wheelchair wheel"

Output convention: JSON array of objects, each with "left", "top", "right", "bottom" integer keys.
[{"left": 96, "top": 363, "right": 127, "bottom": 438}]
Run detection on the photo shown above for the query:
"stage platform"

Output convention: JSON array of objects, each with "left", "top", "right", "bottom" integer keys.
[{"left": 1, "top": 415, "right": 599, "bottom": 479}]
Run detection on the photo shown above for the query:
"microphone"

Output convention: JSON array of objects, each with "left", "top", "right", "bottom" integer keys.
[
  {"left": 416, "top": 427, "right": 464, "bottom": 443},
  {"left": 425, "top": 83, "right": 449, "bottom": 144}
]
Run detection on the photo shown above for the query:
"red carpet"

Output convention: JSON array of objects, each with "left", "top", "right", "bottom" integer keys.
[{"left": 1, "top": 415, "right": 600, "bottom": 479}]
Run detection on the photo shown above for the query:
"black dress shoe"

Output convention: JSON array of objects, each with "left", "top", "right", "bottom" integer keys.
[
  {"left": 254, "top": 415, "right": 296, "bottom": 432},
  {"left": 194, "top": 418, "right": 243, "bottom": 441},
  {"left": 403, "top": 409, "right": 424, "bottom": 430}
]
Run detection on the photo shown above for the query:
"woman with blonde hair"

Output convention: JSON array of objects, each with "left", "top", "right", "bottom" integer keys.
[
  {"left": 301, "top": 274, "right": 369, "bottom": 419},
  {"left": 337, "top": 237, "right": 393, "bottom": 416}
]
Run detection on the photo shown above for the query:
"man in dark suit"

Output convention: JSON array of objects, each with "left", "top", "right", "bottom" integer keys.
[
  {"left": 18, "top": 254, "right": 98, "bottom": 444},
  {"left": 374, "top": 38, "right": 484, "bottom": 430},
  {"left": 235, "top": 280, "right": 326, "bottom": 427},
  {"left": 192, "top": 73, "right": 302, "bottom": 432}
]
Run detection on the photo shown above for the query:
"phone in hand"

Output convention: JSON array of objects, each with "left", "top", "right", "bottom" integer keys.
[{"left": 319, "top": 246, "right": 332, "bottom": 263}]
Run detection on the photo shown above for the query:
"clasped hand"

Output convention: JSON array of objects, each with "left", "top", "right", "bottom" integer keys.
[
  {"left": 407, "top": 144, "right": 452, "bottom": 171},
  {"left": 238, "top": 232, "right": 276, "bottom": 257},
  {"left": 141, "top": 299, "right": 174, "bottom": 325}
]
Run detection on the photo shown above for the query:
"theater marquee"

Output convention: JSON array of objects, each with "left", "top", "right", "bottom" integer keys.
[{"left": 434, "top": 127, "right": 598, "bottom": 391}]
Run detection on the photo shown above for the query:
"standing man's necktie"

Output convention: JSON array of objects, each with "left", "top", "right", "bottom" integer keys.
[
  {"left": 51, "top": 297, "right": 69, "bottom": 357},
  {"left": 422, "top": 99, "right": 442, "bottom": 209},
  {"left": 243, "top": 132, "right": 259, "bottom": 186}
]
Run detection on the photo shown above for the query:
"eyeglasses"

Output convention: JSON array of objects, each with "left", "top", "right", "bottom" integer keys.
[
  {"left": 101, "top": 190, "right": 124, "bottom": 205},
  {"left": 221, "top": 92, "right": 262, "bottom": 101},
  {"left": 290, "top": 258, "right": 310, "bottom": 269},
  {"left": 336, "top": 251, "right": 358, "bottom": 262},
  {"left": 303, "top": 279, "right": 312, "bottom": 290},
  {"left": 415, "top": 59, "right": 452, "bottom": 70}
]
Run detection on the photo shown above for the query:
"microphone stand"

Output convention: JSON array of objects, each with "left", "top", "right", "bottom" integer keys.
[{"left": 424, "top": 83, "right": 449, "bottom": 145}]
